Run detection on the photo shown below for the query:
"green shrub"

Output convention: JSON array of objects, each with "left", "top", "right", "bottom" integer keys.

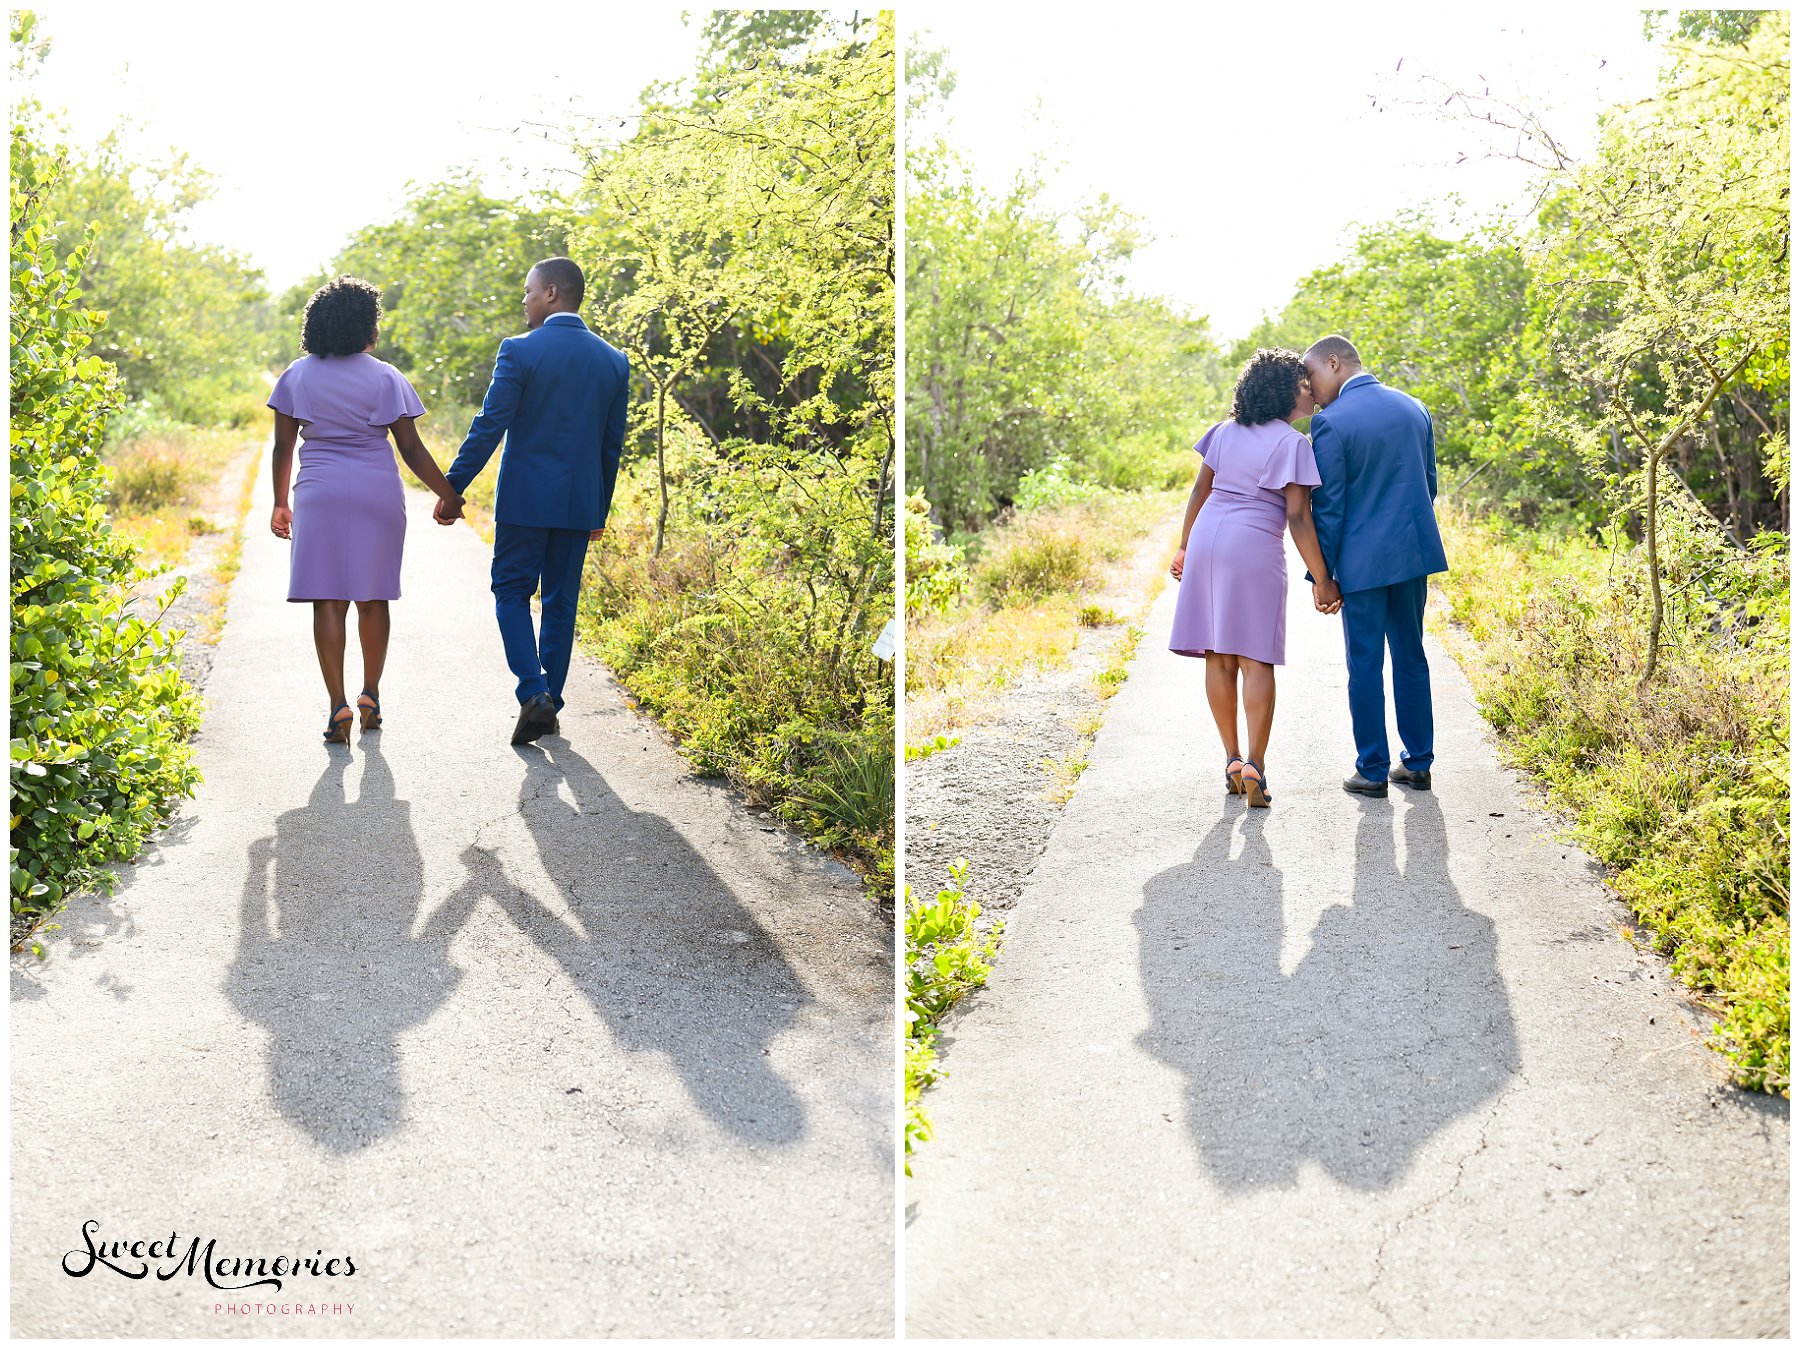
[
  {"left": 1013, "top": 455, "right": 1104, "bottom": 512},
  {"left": 905, "top": 859, "right": 1002, "bottom": 1169},
  {"left": 904, "top": 491, "right": 971, "bottom": 617},
  {"left": 10, "top": 123, "right": 202, "bottom": 940},
  {"left": 106, "top": 443, "right": 192, "bottom": 511},
  {"left": 974, "top": 517, "right": 1092, "bottom": 606},
  {"left": 577, "top": 437, "right": 895, "bottom": 903},
  {"left": 784, "top": 733, "right": 895, "bottom": 889}
]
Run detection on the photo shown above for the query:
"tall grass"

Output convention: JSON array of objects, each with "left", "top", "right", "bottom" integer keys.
[{"left": 905, "top": 487, "right": 1180, "bottom": 741}]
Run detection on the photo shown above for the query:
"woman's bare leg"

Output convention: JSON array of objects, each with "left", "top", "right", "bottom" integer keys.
[
  {"left": 312, "top": 600, "right": 351, "bottom": 709},
  {"left": 1241, "top": 657, "right": 1276, "bottom": 768},
  {"left": 355, "top": 600, "right": 391, "bottom": 699},
  {"left": 1204, "top": 652, "right": 1242, "bottom": 760}
]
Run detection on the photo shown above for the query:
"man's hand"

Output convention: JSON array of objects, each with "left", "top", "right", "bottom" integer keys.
[
  {"left": 1313, "top": 578, "right": 1343, "bottom": 615},
  {"left": 270, "top": 505, "right": 292, "bottom": 540},
  {"left": 589, "top": 527, "right": 604, "bottom": 542},
  {"left": 1169, "top": 547, "right": 1186, "bottom": 580},
  {"left": 434, "top": 494, "right": 466, "bottom": 526}
]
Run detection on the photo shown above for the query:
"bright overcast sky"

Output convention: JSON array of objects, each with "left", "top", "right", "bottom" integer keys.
[
  {"left": 908, "top": 6, "right": 1666, "bottom": 339},
  {"left": 21, "top": 3, "right": 708, "bottom": 291}
]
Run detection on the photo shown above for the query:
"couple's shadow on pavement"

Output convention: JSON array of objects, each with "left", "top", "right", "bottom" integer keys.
[
  {"left": 227, "top": 738, "right": 808, "bottom": 1154},
  {"left": 1137, "top": 795, "right": 1519, "bottom": 1192}
]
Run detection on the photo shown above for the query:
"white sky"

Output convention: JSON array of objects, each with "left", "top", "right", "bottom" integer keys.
[
  {"left": 18, "top": 4, "right": 1672, "bottom": 333},
  {"left": 907, "top": 5, "right": 1667, "bottom": 339},
  {"left": 19, "top": 2, "right": 708, "bottom": 291}
]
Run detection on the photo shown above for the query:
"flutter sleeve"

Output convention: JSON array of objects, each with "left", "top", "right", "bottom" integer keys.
[
  {"left": 1194, "top": 421, "right": 1227, "bottom": 463},
  {"left": 369, "top": 364, "right": 426, "bottom": 427},
  {"left": 266, "top": 361, "right": 306, "bottom": 419},
  {"left": 1258, "top": 428, "right": 1323, "bottom": 490}
]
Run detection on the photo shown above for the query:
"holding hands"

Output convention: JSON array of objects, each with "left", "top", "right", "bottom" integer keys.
[
  {"left": 1313, "top": 577, "right": 1343, "bottom": 615},
  {"left": 433, "top": 493, "right": 466, "bottom": 526}
]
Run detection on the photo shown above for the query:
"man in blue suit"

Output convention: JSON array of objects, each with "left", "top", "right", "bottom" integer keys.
[
  {"left": 1302, "top": 335, "right": 1448, "bottom": 797},
  {"left": 438, "top": 257, "right": 630, "bottom": 745}
]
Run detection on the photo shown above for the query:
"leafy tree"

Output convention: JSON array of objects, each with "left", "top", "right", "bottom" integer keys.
[
  {"left": 1641, "top": 9, "right": 1766, "bottom": 43},
  {"left": 1236, "top": 214, "right": 1593, "bottom": 525},
  {"left": 908, "top": 139, "right": 1223, "bottom": 531},
  {"left": 559, "top": 12, "right": 896, "bottom": 894},
  {"left": 16, "top": 11, "right": 278, "bottom": 429},
  {"left": 1446, "top": 12, "right": 1788, "bottom": 679},
  {"left": 295, "top": 178, "right": 566, "bottom": 409}
]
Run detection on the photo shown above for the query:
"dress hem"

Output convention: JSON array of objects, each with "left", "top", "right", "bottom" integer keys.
[
  {"left": 1170, "top": 644, "right": 1285, "bottom": 666},
  {"left": 287, "top": 594, "right": 402, "bottom": 603}
]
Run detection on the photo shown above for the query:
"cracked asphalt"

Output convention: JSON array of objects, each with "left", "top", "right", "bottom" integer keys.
[
  {"left": 904, "top": 567, "right": 1788, "bottom": 1337},
  {"left": 11, "top": 451, "right": 893, "bottom": 1337}
]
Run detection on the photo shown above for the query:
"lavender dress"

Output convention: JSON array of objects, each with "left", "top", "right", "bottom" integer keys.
[
  {"left": 267, "top": 354, "right": 424, "bottom": 603},
  {"left": 1169, "top": 419, "right": 1321, "bottom": 665}
]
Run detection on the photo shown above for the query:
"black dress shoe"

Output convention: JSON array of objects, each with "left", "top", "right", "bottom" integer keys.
[
  {"left": 1343, "top": 771, "right": 1389, "bottom": 797},
  {"left": 511, "top": 693, "right": 558, "bottom": 745},
  {"left": 1389, "top": 765, "right": 1432, "bottom": 790}
]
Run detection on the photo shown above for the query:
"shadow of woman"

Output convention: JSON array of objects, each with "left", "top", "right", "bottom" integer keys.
[
  {"left": 441, "top": 738, "right": 810, "bottom": 1146},
  {"left": 1136, "top": 795, "right": 1518, "bottom": 1192},
  {"left": 225, "top": 745, "right": 477, "bottom": 1153}
]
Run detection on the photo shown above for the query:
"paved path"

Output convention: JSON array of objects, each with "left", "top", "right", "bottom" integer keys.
[
  {"left": 12, "top": 450, "right": 893, "bottom": 1337},
  {"left": 906, "top": 564, "right": 1787, "bottom": 1337}
]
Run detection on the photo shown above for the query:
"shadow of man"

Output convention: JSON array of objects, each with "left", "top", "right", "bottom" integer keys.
[
  {"left": 225, "top": 744, "right": 477, "bottom": 1152},
  {"left": 1136, "top": 794, "right": 1517, "bottom": 1192},
  {"left": 443, "top": 738, "right": 811, "bottom": 1146}
]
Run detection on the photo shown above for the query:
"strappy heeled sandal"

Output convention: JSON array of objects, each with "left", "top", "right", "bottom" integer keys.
[
  {"left": 1242, "top": 758, "right": 1272, "bottom": 809},
  {"left": 356, "top": 690, "right": 383, "bottom": 732},
  {"left": 1225, "top": 756, "right": 1246, "bottom": 795},
  {"left": 323, "top": 703, "right": 354, "bottom": 745}
]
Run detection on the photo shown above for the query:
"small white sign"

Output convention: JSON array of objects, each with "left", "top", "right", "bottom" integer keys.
[{"left": 871, "top": 618, "right": 896, "bottom": 661}]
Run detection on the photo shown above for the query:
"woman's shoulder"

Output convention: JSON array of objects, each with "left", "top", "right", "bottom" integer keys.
[{"left": 365, "top": 355, "right": 420, "bottom": 387}]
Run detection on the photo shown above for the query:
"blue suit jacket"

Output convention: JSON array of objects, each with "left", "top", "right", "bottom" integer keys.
[
  {"left": 1308, "top": 373, "right": 1449, "bottom": 593},
  {"left": 445, "top": 313, "right": 630, "bottom": 532}
]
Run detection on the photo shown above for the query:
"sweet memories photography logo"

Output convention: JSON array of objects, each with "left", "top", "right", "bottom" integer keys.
[{"left": 62, "top": 1219, "right": 357, "bottom": 1295}]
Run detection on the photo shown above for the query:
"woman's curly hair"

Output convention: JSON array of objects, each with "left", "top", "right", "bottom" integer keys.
[
  {"left": 1230, "top": 347, "right": 1307, "bottom": 426},
  {"left": 300, "top": 276, "right": 382, "bottom": 357}
]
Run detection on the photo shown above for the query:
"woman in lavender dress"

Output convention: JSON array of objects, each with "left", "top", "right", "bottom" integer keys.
[
  {"left": 268, "top": 277, "right": 465, "bottom": 744},
  {"left": 1168, "top": 349, "right": 1342, "bottom": 806}
]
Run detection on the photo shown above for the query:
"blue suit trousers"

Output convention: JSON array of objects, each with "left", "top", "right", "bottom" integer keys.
[
  {"left": 1339, "top": 575, "right": 1434, "bottom": 780},
  {"left": 491, "top": 523, "right": 590, "bottom": 709}
]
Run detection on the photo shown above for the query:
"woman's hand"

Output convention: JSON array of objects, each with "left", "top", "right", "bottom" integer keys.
[
  {"left": 433, "top": 493, "right": 466, "bottom": 526},
  {"left": 1313, "top": 577, "right": 1343, "bottom": 614},
  {"left": 1169, "top": 547, "right": 1186, "bottom": 580},
  {"left": 270, "top": 505, "right": 292, "bottom": 540}
]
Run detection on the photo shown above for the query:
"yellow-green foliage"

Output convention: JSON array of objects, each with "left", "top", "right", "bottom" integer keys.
[
  {"left": 975, "top": 516, "right": 1092, "bottom": 605},
  {"left": 579, "top": 440, "right": 894, "bottom": 900},
  {"left": 11, "top": 113, "right": 202, "bottom": 935},
  {"left": 905, "top": 859, "right": 1002, "bottom": 1169},
  {"left": 1437, "top": 512, "right": 1788, "bottom": 1094},
  {"left": 906, "top": 488, "right": 1179, "bottom": 740},
  {"left": 105, "top": 426, "right": 262, "bottom": 566}
]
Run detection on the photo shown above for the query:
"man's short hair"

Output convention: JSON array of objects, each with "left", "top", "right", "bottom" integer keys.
[
  {"left": 531, "top": 256, "right": 585, "bottom": 307},
  {"left": 1305, "top": 334, "right": 1362, "bottom": 366}
]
